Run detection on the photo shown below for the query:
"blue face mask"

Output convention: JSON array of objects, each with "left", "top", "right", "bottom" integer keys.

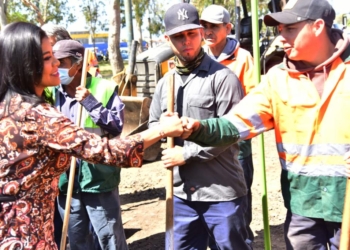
[{"left": 58, "top": 68, "right": 75, "bottom": 85}]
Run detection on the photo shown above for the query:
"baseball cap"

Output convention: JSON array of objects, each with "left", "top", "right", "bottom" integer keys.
[
  {"left": 53, "top": 40, "right": 84, "bottom": 60},
  {"left": 200, "top": 5, "right": 230, "bottom": 24},
  {"left": 264, "top": 0, "right": 335, "bottom": 27},
  {"left": 164, "top": 3, "right": 202, "bottom": 36}
]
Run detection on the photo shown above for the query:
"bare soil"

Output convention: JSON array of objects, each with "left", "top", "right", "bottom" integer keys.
[{"left": 119, "top": 130, "right": 287, "bottom": 250}]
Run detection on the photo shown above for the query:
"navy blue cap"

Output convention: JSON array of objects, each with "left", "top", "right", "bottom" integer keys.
[{"left": 164, "top": 3, "right": 202, "bottom": 36}]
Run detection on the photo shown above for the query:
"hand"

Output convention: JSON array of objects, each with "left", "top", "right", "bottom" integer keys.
[
  {"left": 160, "top": 111, "right": 179, "bottom": 123},
  {"left": 161, "top": 146, "right": 185, "bottom": 168},
  {"left": 180, "top": 116, "right": 200, "bottom": 139},
  {"left": 344, "top": 151, "right": 350, "bottom": 177},
  {"left": 75, "top": 86, "right": 90, "bottom": 102},
  {"left": 160, "top": 113, "right": 183, "bottom": 138}
]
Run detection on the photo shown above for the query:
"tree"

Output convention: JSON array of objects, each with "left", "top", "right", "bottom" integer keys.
[
  {"left": 132, "top": 0, "right": 148, "bottom": 53},
  {"left": 147, "top": 0, "right": 165, "bottom": 40},
  {"left": 192, "top": 0, "right": 271, "bottom": 21},
  {"left": 108, "top": 0, "right": 124, "bottom": 81},
  {"left": 0, "top": 0, "right": 8, "bottom": 29},
  {"left": 2, "top": 0, "right": 75, "bottom": 27},
  {"left": 81, "top": 0, "right": 107, "bottom": 55}
]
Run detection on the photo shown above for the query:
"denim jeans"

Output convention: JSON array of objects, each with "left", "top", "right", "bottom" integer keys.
[
  {"left": 208, "top": 155, "right": 254, "bottom": 250},
  {"left": 57, "top": 187, "right": 127, "bottom": 250},
  {"left": 284, "top": 210, "right": 341, "bottom": 250},
  {"left": 174, "top": 195, "right": 251, "bottom": 250},
  {"left": 239, "top": 155, "right": 254, "bottom": 242}
]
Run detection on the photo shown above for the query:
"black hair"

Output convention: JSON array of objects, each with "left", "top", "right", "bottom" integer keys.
[{"left": 0, "top": 22, "right": 47, "bottom": 105}]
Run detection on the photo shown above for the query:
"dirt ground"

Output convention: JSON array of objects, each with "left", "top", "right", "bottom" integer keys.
[{"left": 119, "top": 129, "right": 287, "bottom": 250}]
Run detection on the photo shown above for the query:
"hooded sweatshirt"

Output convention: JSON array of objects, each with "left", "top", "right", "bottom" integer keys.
[
  {"left": 203, "top": 37, "right": 256, "bottom": 160},
  {"left": 203, "top": 36, "right": 256, "bottom": 95},
  {"left": 282, "top": 29, "right": 349, "bottom": 96}
]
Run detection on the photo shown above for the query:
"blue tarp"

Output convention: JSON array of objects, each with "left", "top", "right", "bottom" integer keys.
[
  {"left": 120, "top": 41, "right": 148, "bottom": 47},
  {"left": 82, "top": 43, "right": 108, "bottom": 54},
  {"left": 83, "top": 41, "right": 147, "bottom": 55}
]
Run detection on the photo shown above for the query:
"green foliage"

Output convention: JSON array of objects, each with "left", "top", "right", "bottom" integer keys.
[
  {"left": 147, "top": 0, "right": 165, "bottom": 36},
  {"left": 81, "top": 0, "right": 107, "bottom": 34},
  {"left": 119, "top": 0, "right": 126, "bottom": 28},
  {"left": 6, "top": 0, "right": 76, "bottom": 26},
  {"left": 192, "top": 0, "right": 271, "bottom": 23},
  {"left": 132, "top": 0, "right": 148, "bottom": 27}
]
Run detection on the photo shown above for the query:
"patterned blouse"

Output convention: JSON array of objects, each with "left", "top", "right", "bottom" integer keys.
[{"left": 0, "top": 95, "right": 144, "bottom": 249}]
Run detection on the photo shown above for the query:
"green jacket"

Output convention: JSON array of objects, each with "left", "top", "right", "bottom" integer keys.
[{"left": 45, "top": 77, "right": 122, "bottom": 194}]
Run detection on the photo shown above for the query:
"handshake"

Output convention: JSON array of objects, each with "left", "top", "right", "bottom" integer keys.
[{"left": 158, "top": 112, "right": 200, "bottom": 139}]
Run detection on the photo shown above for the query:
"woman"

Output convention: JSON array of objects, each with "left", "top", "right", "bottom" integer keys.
[{"left": 0, "top": 22, "right": 182, "bottom": 249}]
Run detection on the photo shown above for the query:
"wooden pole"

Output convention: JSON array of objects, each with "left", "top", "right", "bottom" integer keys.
[
  {"left": 340, "top": 178, "right": 350, "bottom": 249},
  {"left": 165, "top": 73, "right": 175, "bottom": 250},
  {"left": 60, "top": 49, "right": 91, "bottom": 250}
]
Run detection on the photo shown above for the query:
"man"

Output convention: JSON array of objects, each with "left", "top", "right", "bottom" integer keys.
[
  {"left": 149, "top": 3, "right": 251, "bottom": 250},
  {"left": 50, "top": 40, "right": 126, "bottom": 250},
  {"left": 200, "top": 5, "right": 255, "bottom": 244},
  {"left": 42, "top": 24, "right": 101, "bottom": 77},
  {"left": 181, "top": 0, "right": 350, "bottom": 249},
  {"left": 41, "top": 23, "right": 72, "bottom": 46}
]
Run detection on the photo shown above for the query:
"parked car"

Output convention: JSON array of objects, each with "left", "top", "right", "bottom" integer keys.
[{"left": 121, "top": 48, "right": 128, "bottom": 61}]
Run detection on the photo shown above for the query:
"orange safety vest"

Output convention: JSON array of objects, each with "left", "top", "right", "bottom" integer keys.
[
  {"left": 224, "top": 48, "right": 350, "bottom": 222},
  {"left": 221, "top": 47, "right": 256, "bottom": 95}
]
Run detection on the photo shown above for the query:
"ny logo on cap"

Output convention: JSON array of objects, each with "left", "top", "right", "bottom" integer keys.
[{"left": 177, "top": 8, "right": 188, "bottom": 20}]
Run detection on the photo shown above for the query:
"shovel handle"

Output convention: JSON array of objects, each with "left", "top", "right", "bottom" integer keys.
[
  {"left": 340, "top": 178, "right": 350, "bottom": 249},
  {"left": 165, "top": 73, "right": 175, "bottom": 250},
  {"left": 60, "top": 49, "right": 91, "bottom": 250}
]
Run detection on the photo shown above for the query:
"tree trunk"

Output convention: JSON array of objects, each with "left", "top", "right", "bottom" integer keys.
[
  {"left": 108, "top": 0, "right": 124, "bottom": 82},
  {"left": 0, "top": 0, "right": 7, "bottom": 30},
  {"left": 135, "top": 21, "right": 143, "bottom": 54}
]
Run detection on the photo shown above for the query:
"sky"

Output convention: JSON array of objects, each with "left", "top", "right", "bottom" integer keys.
[{"left": 66, "top": 0, "right": 350, "bottom": 39}]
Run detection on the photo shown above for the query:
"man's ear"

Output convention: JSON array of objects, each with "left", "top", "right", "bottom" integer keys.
[
  {"left": 199, "top": 28, "right": 204, "bottom": 38},
  {"left": 77, "top": 62, "right": 83, "bottom": 71},
  {"left": 226, "top": 23, "right": 233, "bottom": 35},
  {"left": 313, "top": 19, "right": 325, "bottom": 37}
]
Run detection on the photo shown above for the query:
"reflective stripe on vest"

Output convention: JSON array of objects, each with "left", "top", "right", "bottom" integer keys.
[{"left": 277, "top": 142, "right": 348, "bottom": 177}]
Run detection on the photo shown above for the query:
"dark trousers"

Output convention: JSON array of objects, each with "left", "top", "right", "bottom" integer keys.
[
  {"left": 54, "top": 201, "right": 63, "bottom": 249},
  {"left": 174, "top": 195, "right": 251, "bottom": 250},
  {"left": 284, "top": 210, "right": 341, "bottom": 250},
  {"left": 240, "top": 155, "right": 254, "bottom": 242},
  {"left": 208, "top": 155, "right": 254, "bottom": 249}
]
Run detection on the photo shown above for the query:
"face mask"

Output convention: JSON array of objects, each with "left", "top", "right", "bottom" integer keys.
[{"left": 58, "top": 68, "right": 75, "bottom": 86}]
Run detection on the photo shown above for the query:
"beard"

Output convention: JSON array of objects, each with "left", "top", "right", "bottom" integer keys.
[{"left": 175, "top": 51, "right": 198, "bottom": 65}]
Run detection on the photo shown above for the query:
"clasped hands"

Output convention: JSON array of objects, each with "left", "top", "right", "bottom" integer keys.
[
  {"left": 158, "top": 112, "right": 200, "bottom": 168},
  {"left": 159, "top": 112, "right": 200, "bottom": 139}
]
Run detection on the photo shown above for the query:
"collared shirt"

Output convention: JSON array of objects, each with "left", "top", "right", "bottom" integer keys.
[
  {"left": 149, "top": 53, "right": 247, "bottom": 202},
  {"left": 56, "top": 84, "right": 124, "bottom": 136}
]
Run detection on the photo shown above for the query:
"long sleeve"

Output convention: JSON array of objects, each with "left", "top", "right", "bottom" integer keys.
[
  {"left": 33, "top": 103, "right": 142, "bottom": 168},
  {"left": 80, "top": 89, "right": 124, "bottom": 136},
  {"left": 182, "top": 69, "right": 244, "bottom": 162},
  {"left": 187, "top": 117, "right": 240, "bottom": 147},
  {"left": 188, "top": 79, "right": 275, "bottom": 147}
]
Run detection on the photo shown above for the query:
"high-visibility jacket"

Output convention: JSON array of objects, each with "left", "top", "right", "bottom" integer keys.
[
  {"left": 203, "top": 38, "right": 256, "bottom": 159},
  {"left": 189, "top": 44, "right": 350, "bottom": 223},
  {"left": 220, "top": 47, "right": 255, "bottom": 96},
  {"left": 203, "top": 38, "right": 255, "bottom": 96},
  {"left": 45, "top": 77, "right": 122, "bottom": 194}
]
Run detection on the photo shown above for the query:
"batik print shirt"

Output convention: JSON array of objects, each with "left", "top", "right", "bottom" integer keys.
[{"left": 0, "top": 95, "right": 143, "bottom": 249}]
